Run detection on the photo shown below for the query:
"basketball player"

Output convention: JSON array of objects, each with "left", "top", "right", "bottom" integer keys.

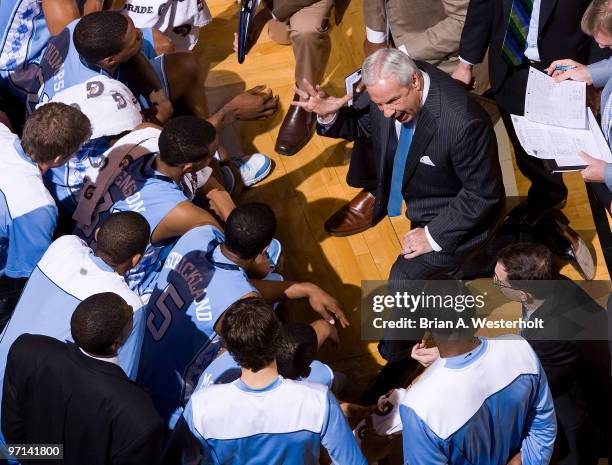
[
  {"left": 137, "top": 203, "right": 349, "bottom": 429},
  {"left": 0, "top": 103, "right": 90, "bottom": 312},
  {"left": 181, "top": 298, "right": 366, "bottom": 465}
]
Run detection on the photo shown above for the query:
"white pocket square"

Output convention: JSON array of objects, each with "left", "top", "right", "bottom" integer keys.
[{"left": 419, "top": 155, "right": 435, "bottom": 166}]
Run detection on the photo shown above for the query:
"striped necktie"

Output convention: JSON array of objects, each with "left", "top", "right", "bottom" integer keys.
[{"left": 501, "top": 0, "right": 534, "bottom": 67}]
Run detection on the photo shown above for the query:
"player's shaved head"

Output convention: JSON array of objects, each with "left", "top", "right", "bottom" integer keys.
[
  {"left": 221, "top": 298, "right": 282, "bottom": 372},
  {"left": 277, "top": 323, "right": 318, "bottom": 379},
  {"left": 71, "top": 292, "right": 132, "bottom": 356},
  {"left": 74, "top": 11, "right": 129, "bottom": 64},
  {"left": 158, "top": 116, "right": 217, "bottom": 166},
  {"left": 96, "top": 211, "right": 150, "bottom": 266},
  {"left": 22, "top": 102, "right": 91, "bottom": 164},
  {"left": 224, "top": 203, "right": 276, "bottom": 260}
]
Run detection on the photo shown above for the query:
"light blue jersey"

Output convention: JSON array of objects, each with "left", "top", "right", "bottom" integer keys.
[
  {"left": 0, "top": 235, "right": 145, "bottom": 446},
  {"left": 137, "top": 224, "right": 257, "bottom": 428},
  {"left": 400, "top": 336, "right": 557, "bottom": 465},
  {"left": 74, "top": 152, "right": 191, "bottom": 294},
  {"left": 27, "top": 19, "right": 164, "bottom": 114},
  {"left": 0, "top": 124, "right": 56, "bottom": 278},
  {"left": 45, "top": 136, "right": 112, "bottom": 213},
  {"left": 197, "top": 350, "right": 334, "bottom": 390},
  {"left": 184, "top": 377, "right": 367, "bottom": 465},
  {"left": 0, "top": 0, "right": 85, "bottom": 99}
]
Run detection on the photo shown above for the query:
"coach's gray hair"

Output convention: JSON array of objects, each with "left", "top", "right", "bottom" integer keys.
[{"left": 361, "top": 48, "right": 421, "bottom": 87}]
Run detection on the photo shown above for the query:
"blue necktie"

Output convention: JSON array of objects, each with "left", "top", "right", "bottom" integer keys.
[{"left": 387, "top": 123, "right": 414, "bottom": 217}]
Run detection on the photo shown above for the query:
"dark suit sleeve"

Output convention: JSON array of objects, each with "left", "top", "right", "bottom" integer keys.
[
  {"left": 458, "top": 0, "right": 493, "bottom": 64},
  {"left": 2, "top": 335, "right": 29, "bottom": 444},
  {"left": 272, "top": 0, "right": 321, "bottom": 22},
  {"left": 426, "top": 117, "right": 502, "bottom": 252},
  {"left": 316, "top": 104, "right": 372, "bottom": 142}
]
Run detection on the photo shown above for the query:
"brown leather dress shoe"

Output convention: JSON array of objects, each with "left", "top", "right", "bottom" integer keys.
[
  {"left": 325, "top": 190, "right": 375, "bottom": 236},
  {"left": 275, "top": 94, "right": 316, "bottom": 156}
]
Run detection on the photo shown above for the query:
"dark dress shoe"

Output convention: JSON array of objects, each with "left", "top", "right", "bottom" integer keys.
[
  {"left": 274, "top": 94, "right": 316, "bottom": 156},
  {"left": 324, "top": 190, "right": 375, "bottom": 236},
  {"left": 505, "top": 199, "right": 567, "bottom": 229}
]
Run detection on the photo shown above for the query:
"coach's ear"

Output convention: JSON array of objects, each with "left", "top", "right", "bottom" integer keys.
[
  {"left": 130, "top": 253, "right": 143, "bottom": 268},
  {"left": 94, "top": 227, "right": 101, "bottom": 242}
]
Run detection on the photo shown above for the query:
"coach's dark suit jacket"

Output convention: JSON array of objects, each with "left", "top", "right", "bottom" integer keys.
[
  {"left": 318, "top": 62, "right": 504, "bottom": 260},
  {"left": 2, "top": 334, "right": 163, "bottom": 465},
  {"left": 459, "top": 0, "right": 591, "bottom": 94}
]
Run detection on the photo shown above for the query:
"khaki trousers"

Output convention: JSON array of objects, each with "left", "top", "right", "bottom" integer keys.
[{"left": 267, "top": 0, "right": 334, "bottom": 88}]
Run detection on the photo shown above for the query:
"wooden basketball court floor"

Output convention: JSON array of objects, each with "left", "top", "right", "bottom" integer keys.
[{"left": 195, "top": 0, "right": 611, "bottom": 394}]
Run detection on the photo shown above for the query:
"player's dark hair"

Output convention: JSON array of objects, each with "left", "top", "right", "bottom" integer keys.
[
  {"left": 158, "top": 116, "right": 216, "bottom": 166},
  {"left": 224, "top": 203, "right": 276, "bottom": 260},
  {"left": 420, "top": 280, "right": 477, "bottom": 339},
  {"left": 22, "top": 103, "right": 91, "bottom": 164},
  {"left": 74, "top": 11, "right": 129, "bottom": 64},
  {"left": 96, "top": 212, "right": 150, "bottom": 266},
  {"left": 71, "top": 292, "right": 132, "bottom": 356},
  {"left": 277, "top": 323, "right": 318, "bottom": 379},
  {"left": 497, "top": 243, "right": 561, "bottom": 299},
  {"left": 221, "top": 297, "right": 282, "bottom": 372}
]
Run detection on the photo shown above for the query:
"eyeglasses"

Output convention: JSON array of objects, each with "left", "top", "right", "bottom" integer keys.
[{"left": 493, "top": 273, "right": 513, "bottom": 289}]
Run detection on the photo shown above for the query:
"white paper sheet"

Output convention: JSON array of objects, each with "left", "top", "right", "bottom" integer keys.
[
  {"left": 511, "top": 108, "right": 612, "bottom": 168},
  {"left": 345, "top": 69, "right": 362, "bottom": 106},
  {"left": 524, "top": 67, "right": 587, "bottom": 129}
]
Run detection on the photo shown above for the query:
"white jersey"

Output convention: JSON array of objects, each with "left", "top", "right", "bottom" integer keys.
[
  {"left": 123, "top": 0, "right": 212, "bottom": 51},
  {"left": 0, "top": 123, "right": 56, "bottom": 278},
  {"left": 0, "top": 235, "right": 145, "bottom": 380}
]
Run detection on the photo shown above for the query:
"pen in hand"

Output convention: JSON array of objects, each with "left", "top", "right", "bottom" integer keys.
[{"left": 554, "top": 65, "right": 577, "bottom": 72}]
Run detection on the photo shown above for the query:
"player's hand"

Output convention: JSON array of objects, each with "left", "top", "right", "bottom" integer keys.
[
  {"left": 546, "top": 59, "right": 592, "bottom": 84},
  {"left": 303, "top": 283, "right": 350, "bottom": 328},
  {"left": 147, "top": 89, "right": 174, "bottom": 124},
  {"left": 507, "top": 452, "right": 522, "bottom": 465},
  {"left": 364, "top": 39, "right": 387, "bottom": 57},
  {"left": 340, "top": 402, "right": 375, "bottom": 429},
  {"left": 411, "top": 341, "right": 439, "bottom": 367},
  {"left": 401, "top": 228, "right": 433, "bottom": 259},
  {"left": 310, "top": 319, "right": 340, "bottom": 348},
  {"left": 226, "top": 86, "right": 279, "bottom": 121},
  {"left": 451, "top": 62, "right": 474, "bottom": 88},
  {"left": 292, "top": 79, "right": 352, "bottom": 120},
  {"left": 206, "top": 187, "right": 236, "bottom": 222},
  {"left": 578, "top": 151, "right": 607, "bottom": 183}
]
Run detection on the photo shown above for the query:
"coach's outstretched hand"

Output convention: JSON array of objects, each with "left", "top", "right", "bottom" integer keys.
[
  {"left": 292, "top": 79, "right": 352, "bottom": 122},
  {"left": 225, "top": 86, "right": 279, "bottom": 121}
]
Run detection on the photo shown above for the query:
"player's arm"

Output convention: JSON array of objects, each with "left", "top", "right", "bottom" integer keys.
[
  {"left": 121, "top": 52, "right": 165, "bottom": 101},
  {"left": 42, "top": 0, "right": 81, "bottom": 36},
  {"left": 196, "top": 176, "right": 236, "bottom": 222},
  {"left": 151, "top": 201, "right": 220, "bottom": 245},
  {"left": 321, "top": 390, "right": 368, "bottom": 465},
  {"left": 249, "top": 279, "right": 350, "bottom": 328},
  {"left": 519, "top": 362, "right": 557, "bottom": 465}
]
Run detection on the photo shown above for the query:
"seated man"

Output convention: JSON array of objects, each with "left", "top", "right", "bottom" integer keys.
[
  {"left": 0, "top": 102, "right": 90, "bottom": 325},
  {"left": 2, "top": 293, "right": 164, "bottom": 465},
  {"left": 0, "top": 211, "right": 149, "bottom": 383},
  {"left": 197, "top": 320, "right": 340, "bottom": 391},
  {"left": 399, "top": 282, "right": 557, "bottom": 465},
  {"left": 74, "top": 116, "right": 231, "bottom": 294},
  {"left": 137, "top": 202, "right": 349, "bottom": 428},
  {"left": 181, "top": 298, "right": 366, "bottom": 464},
  {"left": 0, "top": 0, "right": 104, "bottom": 101}
]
